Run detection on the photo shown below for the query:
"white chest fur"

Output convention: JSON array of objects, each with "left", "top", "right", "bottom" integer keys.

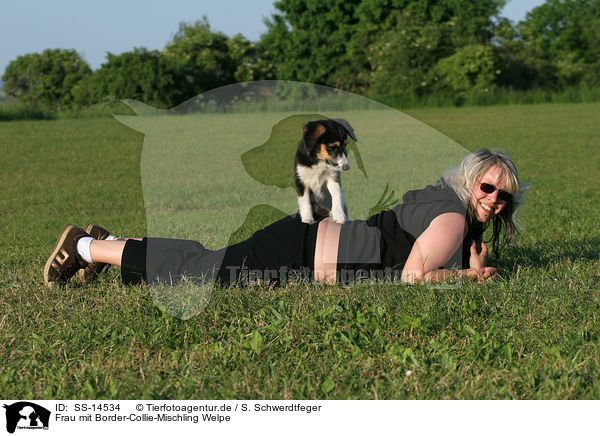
[{"left": 296, "top": 161, "right": 337, "bottom": 199}]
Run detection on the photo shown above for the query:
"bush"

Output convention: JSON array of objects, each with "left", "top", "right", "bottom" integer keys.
[
  {"left": 0, "top": 102, "right": 56, "bottom": 121},
  {"left": 432, "top": 44, "right": 499, "bottom": 105},
  {"left": 72, "top": 48, "right": 181, "bottom": 108},
  {"left": 162, "top": 19, "right": 254, "bottom": 101},
  {"left": 1, "top": 49, "right": 91, "bottom": 109},
  {"left": 367, "top": 12, "right": 454, "bottom": 106}
]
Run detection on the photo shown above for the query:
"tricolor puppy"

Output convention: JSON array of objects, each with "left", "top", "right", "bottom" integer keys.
[{"left": 294, "top": 119, "right": 357, "bottom": 224}]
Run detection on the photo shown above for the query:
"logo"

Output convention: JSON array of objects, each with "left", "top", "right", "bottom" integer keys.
[
  {"left": 114, "top": 81, "right": 470, "bottom": 319},
  {"left": 3, "top": 402, "right": 50, "bottom": 434}
]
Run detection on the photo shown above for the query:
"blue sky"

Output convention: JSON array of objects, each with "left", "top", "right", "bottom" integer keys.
[{"left": 1, "top": 0, "right": 546, "bottom": 77}]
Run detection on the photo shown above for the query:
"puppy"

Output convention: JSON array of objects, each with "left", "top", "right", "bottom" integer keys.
[{"left": 294, "top": 119, "right": 357, "bottom": 224}]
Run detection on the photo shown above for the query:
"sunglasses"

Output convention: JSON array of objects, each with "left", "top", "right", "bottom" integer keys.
[{"left": 479, "top": 182, "right": 513, "bottom": 202}]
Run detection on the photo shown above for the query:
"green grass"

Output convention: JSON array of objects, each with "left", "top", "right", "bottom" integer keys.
[{"left": 1, "top": 103, "right": 599, "bottom": 399}]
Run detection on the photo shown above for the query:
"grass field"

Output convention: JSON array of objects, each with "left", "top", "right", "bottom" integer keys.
[{"left": 1, "top": 103, "right": 599, "bottom": 399}]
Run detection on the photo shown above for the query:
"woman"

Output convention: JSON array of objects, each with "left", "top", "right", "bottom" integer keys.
[{"left": 43, "top": 148, "right": 525, "bottom": 288}]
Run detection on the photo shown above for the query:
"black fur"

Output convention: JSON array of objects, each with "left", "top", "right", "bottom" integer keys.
[{"left": 294, "top": 119, "right": 357, "bottom": 223}]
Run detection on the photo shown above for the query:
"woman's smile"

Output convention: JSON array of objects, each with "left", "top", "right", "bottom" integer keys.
[{"left": 472, "top": 166, "right": 510, "bottom": 222}]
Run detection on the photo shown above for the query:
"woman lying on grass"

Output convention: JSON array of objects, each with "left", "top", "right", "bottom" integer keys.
[{"left": 43, "top": 148, "right": 525, "bottom": 288}]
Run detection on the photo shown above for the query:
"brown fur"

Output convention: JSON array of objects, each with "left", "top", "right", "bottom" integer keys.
[{"left": 316, "top": 143, "right": 329, "bottom": 160}]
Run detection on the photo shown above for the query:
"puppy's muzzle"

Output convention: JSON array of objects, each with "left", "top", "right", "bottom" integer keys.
[{"left": 337, "top": 155, "right": 350, "bottom": 171}]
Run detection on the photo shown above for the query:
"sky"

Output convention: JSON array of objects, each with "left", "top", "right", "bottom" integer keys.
[{"left": 0, "top": 0, "right": 547, "bottom": 77}]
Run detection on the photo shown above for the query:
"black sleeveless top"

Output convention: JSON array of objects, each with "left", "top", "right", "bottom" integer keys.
[{"left": 336, "top": 182, "right": 483, "bottom": 282}]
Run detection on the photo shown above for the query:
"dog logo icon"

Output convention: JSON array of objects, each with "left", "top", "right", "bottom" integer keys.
[{"left": 3, "top": 402, "right": 50, "bottom": 434}]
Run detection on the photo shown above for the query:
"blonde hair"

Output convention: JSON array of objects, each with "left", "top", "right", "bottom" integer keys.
[{"left": 442, "top": 148, "right": 527, "bottom": 252}]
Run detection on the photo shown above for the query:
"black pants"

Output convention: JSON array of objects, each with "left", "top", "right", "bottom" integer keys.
[{"left": 121, "top": 215, "right": 319, "bottom": 286}]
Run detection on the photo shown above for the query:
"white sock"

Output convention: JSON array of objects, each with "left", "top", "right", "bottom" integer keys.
[
  {"left": 77, "top": 237, "right": 94, "bottom": 263},
  {"left": 106, "top": 235, "right": 117, "bottom": 241}
]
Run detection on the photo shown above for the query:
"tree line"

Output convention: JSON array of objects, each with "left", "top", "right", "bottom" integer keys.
[{"left": 2, "top": 0, "right": 599, "bottom": 110}]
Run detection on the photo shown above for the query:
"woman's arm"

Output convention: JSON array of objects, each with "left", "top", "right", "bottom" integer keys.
[{"left": 400, "top": 213, "right": 496, "bottom": 284}]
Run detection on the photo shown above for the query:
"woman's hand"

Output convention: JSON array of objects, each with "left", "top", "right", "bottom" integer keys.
[
  {"left": 466, "top": 241, "right": 497, "bottom": 281},
  {"left": 469, "top": 240, "right": 488, "bottom": 271},
  {"left": 465, "top": 266, "right": 497, "bottom": 281},
  {"left": 479, "top": 266, "right": 497, "bottom": 280}
]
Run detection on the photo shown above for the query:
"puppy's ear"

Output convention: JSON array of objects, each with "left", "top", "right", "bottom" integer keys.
[
  {"left": 301, "top": 122, "right": 326, "bottom": 153},
  {"left": 331, "top": 118, "right": 358, "bottom": 142}
]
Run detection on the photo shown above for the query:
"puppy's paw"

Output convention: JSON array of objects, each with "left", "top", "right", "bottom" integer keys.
[
  {"left": 300, "top": 213, "right": 315, "bottom": 224},
  {"left": 331, "top": 209, "right": 347, "bottom": 224},
  {"left": 299, "top": 201, "right": 315, "bottom": 224}
]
